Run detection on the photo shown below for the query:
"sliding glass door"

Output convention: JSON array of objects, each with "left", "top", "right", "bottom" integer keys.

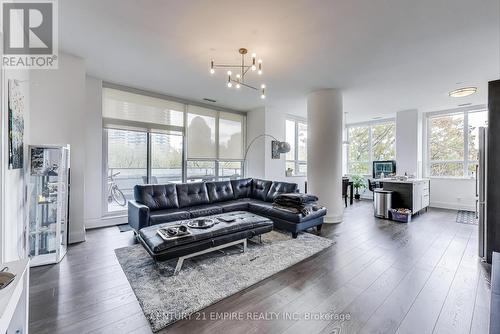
[{"left": 105, "top": 129, "right": 148, "bottom": 213}]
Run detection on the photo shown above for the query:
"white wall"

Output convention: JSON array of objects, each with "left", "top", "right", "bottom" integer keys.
[
  {"left": 245, "top": 107, "right": 266, "bottom": 179},
  {"left": 84, "top": 77, "right": 104, "bottom": 228},
  {"left": 30, "top": 53, "right": 86, "bottom": 243},
  {"left": 430, "top": 178, "right": 476, "bottom": 211},
  {"left": 1, "top": 69, "right": 30, "bottom": 262}
]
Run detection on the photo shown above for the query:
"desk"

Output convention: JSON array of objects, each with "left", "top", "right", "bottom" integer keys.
[{"left": 379, "top": 178, "right": 430, "bottom": 214}]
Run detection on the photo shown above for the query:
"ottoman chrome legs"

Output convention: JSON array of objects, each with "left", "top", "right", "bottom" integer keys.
[{"left": 173, "top": 238, "right": 247, "bottom": 275}]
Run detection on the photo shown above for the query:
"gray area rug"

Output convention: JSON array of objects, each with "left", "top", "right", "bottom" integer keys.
[
  {"left": 456, "top": 210, "right": 478, "bottom": 225},
  {"left": 115, "top": 231, "right": 334, "bottom": 332}
]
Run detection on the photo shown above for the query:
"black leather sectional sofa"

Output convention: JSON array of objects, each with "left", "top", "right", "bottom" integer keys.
[{"left": 128, "top": 178, "right": 327, "bottom": 238}]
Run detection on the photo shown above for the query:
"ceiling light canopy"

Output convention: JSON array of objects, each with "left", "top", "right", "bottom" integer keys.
[
  {"left": 210, "top": 48, "right": 266, "bottom": 99},
  {"left": 449, "top": 87, "right": 477, "bottom": 98}
]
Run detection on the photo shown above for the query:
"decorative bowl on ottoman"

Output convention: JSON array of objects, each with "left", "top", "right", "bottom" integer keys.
[{"left": 187, "top": 218, "right": 216, "bottom": 229}]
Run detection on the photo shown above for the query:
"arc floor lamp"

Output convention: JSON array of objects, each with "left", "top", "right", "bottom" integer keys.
[{"left": 243, "top": 134, "right": 290, "bottom": 175}]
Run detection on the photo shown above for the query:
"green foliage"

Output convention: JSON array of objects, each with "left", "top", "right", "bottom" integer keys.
[
  {"left": 351, "top": 175, "right": 366, "bottom": 194},
  {"left": 429, "top": 111, "right": 486, "bottom": 177},
  {"left": 348, "top": 123, "right": 395, "bottom": 175}
]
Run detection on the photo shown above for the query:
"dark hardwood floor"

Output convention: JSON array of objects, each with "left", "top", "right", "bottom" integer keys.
[{"left": 29, "top": 201, "right": 491, "bottom": 334}]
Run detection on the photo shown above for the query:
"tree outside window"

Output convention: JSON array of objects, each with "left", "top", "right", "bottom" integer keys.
[
  {"left": 347, "top": 121, "right": 395, "bottom": 176},
  {"left": 428, "top": 110, "right": 487, "bottom": 177}
]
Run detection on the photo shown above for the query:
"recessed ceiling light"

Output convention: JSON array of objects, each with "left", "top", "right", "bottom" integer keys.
[{"left": 449, "top": 87, "right": 477, "bottom": 98}]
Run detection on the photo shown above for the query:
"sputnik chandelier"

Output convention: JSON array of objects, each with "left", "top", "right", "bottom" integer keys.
[{"left": 210, "top": 48, "right": 266, "bottom": 99}]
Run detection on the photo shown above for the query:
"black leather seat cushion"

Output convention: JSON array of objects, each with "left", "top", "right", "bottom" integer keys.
[
  {"left": 251, "top": 179, "right": 273, "bottom": 201},
  {"left": 248, "top": 201, "right": 274, "bottom": 216},
  {"left": 187, "top": 204, "right": 223, "bottom": 218},
  {"left": 218, "top": 199, "right": 253, "bottom": 212},
  {"left": 266, "top": 181, "right": 299, "bottom": 202},
  {"left": 149, "top": 208, "right": 191, "bottom": 225},
  {"left": 176, "top": 182, "right": 210, "bottom": 208},
  {"left": 139, "top": 211, "right": 273, "bottom": 253},
  {"left": 231, "top": 178, "right": 253, "bottom": 199},
  {"left": 134, "top": 184, "right": 179, "bottom": 211},
  {"left": 206, "top": 181, "right": 235, "bottom": 203}
]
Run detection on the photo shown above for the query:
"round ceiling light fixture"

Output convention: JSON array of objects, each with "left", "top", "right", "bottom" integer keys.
[{"left": 449, "top": 87, "right": 477, "bottom": 98}]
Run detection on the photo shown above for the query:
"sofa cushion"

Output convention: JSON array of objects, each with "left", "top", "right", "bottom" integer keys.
[
  {"left": 206, "top": 181, "right": 235, "bottom": 203},
  {"left": 187, "top": 204, "right": 223, "bottom": 218},
  {"left": 218, "top": 199, "right": 253, "bottom": 212},
  {"left": 231, "top": 178, "right": 253, "bottom": 199},
  {"left": 268, "top": 206, "right": 328, "bottom": 223},
  {"left": 149, "top": 209, "right": 191, "bottom": 225},
  {"left": 265, "top": 181, "right": 298, "bottom": 202},
  {"left": 134, "top": 184, "right": 179, "bottom": 211},
  {"left": 248, "top": 201, "right": 274, "bottom": 216},
  {"left": 176, "top": 182, "right": 210, "bottom": 208},
  {"left": 251, "top": 179, "right": 273, "bottom": 201}
]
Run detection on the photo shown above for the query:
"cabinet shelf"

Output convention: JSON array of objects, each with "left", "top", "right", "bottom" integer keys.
[{"left": 28, "top": 145, "right": 70, "bottom": 267}]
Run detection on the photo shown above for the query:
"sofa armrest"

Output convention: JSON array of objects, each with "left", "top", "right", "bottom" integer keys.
[{"left": 128, "top": 200, "right": 150, "bottom": 231}]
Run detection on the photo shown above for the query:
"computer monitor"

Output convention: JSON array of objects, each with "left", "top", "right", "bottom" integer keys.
[{"left": 373, "top": 160, "right": 396, "bottom": 178}]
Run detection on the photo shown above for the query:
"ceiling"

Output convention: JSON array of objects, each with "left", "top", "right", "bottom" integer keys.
[{"left": 60, "top": 0, "right": 500, "bottom": 123}]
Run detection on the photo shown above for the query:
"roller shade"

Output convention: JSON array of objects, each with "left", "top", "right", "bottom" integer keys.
[
  {"left": 103, "top": 88, "right": 184, "bottom": 131},
  {"left": 187, "top": 105, "right": 217, "bottom": 159}
]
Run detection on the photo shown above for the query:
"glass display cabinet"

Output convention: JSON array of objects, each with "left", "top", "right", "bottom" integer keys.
[{"left": 28, "top": 145, "right": 70, "bottom": 267}]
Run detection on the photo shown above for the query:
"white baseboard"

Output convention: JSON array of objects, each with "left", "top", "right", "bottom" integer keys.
[
  {"left": 430, "top": 201, "right": 475, "bottom": 212},
  {"left": 324, "top": 213, "right": 343, "bottom": 224},
  {"left": 85, "top": 215, "right": 127, "bottom": 229}
]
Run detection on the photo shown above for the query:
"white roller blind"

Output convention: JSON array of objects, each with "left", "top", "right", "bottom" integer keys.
[
  {"left": 219, "top": 112, "right": 244, "bottom": 159},
  {"left": 103, "top": 88, "right": 184, "bottom": 130},
  {"left": 187, "top": 105, "right": 217, "bottom": 159}
]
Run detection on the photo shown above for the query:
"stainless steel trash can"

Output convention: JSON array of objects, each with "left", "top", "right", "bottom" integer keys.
[{"left": 374, "top": 189, "right": 393, "bottom": 219}]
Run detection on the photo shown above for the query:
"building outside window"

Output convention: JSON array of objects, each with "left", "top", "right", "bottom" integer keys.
[
  {"left": 427, "top": 108, "right": 487, "bottom": 178},
  {"left": 285, "top": 118, "right": 307, "bottom": 176},
  {"left": 186, "top": 106, "right": 244, "bottom": 182},
  {"left": 102, "top": 87, "right": 245, "bottom": 215},
  {"left": 347, "top": 121, "right": 396, "bottom": 176}
]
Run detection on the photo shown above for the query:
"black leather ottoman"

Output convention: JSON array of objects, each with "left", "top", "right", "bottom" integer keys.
[{"left": 137, "top": 211, "right": 273, "bottom": 274}]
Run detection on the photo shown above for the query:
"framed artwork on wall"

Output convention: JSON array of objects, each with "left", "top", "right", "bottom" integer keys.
[{"left": 8, "top": 79, "right": 25, "bottom": 170}]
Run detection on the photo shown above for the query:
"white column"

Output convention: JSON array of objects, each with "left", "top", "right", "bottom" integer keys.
[{"left": 307, "top": 89, "right": 344, "bottom": 223}]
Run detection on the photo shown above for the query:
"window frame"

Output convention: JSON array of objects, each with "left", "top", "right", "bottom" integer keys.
[
  {"left": 346, "top": 119, "right": 396, "bottom": 176},
  {"left": 285, "top": 117, "right": 307, "bottom": 177},
  {"left": 425, "top": 106, "right": 487, "bottom": 179},
  {"left": 101, "top": 84, "right": 246, "bottom": 217}
]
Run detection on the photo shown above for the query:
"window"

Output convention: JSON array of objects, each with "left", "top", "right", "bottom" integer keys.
[
  {"left": 186, "top": 106, "right": 244, "bottom": 182},
  {"left": 347, "top": 121, "right": 396, "bottom": 175},
  {"left": 102, "top": 87, "right": 245, "bottom": 214},
  {"left": 428, "top": 109, "right": 487, "bottom": 177},
  {"left": 347, "top": 126, "right": 370, "bottom": 175},
  {"left": 151, "top": 132, "right": 183, "bottom": 184},
  {"left": 285, "top": 119, "right": 307, "bottom": 176},
  {"left": 106, "top": 129, "right": 147, "bottom": 213}
]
